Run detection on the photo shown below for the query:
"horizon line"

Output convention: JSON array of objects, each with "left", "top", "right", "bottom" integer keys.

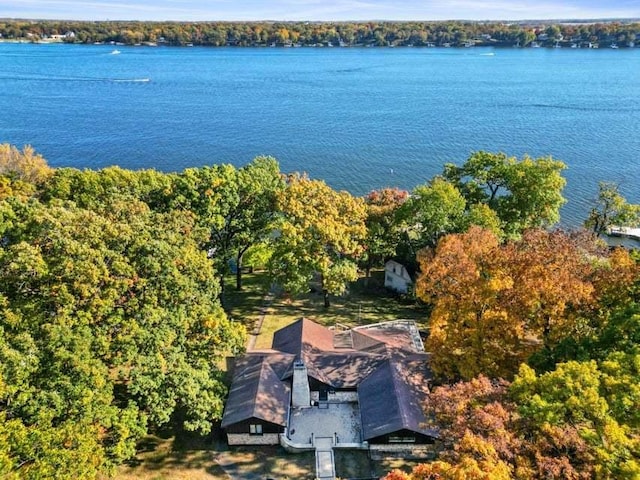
[{"left": 3, "top": 16, "right": 640, "bottom": 23}]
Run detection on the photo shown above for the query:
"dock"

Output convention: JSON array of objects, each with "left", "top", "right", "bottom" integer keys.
[{"left": 608, "top": 226, "right": 640, "bottom": 241}]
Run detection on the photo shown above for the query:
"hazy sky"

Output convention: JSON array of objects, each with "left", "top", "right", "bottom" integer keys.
[{"left": 2, "top": 0, "right": 639, "bottom": 21}]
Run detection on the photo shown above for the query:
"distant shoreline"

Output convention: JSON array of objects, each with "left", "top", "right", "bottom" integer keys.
[
  {"left": 1, "top": 19, "right": 638, "bottom": 49},
  {"left": 0, "top": 39, "right": 635, "bottom": 50}
]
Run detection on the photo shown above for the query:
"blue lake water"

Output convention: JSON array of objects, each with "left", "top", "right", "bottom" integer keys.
[{"left": 1, "top": 43, "right": 639, "bottom": 226}]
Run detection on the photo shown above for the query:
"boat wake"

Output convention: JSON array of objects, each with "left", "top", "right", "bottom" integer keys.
[
  {"left": 0, "top": 73, "right": 150, "bottom": 83},
  {"left": 111, "top": 78, "right": 151, "bottom": 83}
]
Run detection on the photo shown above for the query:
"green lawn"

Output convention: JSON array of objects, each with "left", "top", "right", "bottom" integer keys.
[
  {"left": 114, "top": 428, "right": 315, "bottom": 480},
  {"left": 253, "top": 270, "right": 429, "bottom": 349},
  {"left": 113, "top": 430, "right": 229, "bottom": 480}
]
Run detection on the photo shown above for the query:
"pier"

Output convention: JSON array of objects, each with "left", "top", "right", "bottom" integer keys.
[{"left": 608, "top": 226, "right": 640, "bottom": 242}]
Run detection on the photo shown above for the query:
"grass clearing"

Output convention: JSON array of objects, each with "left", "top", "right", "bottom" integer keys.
[
  {"left": 222, "top": 271, "right": 271, "bottom": 328},
  {"left": 113, "top": 431, "right": 229, "bottom": 480},
  {"left": 254, "top": 270, "right": 429, "bottom": 349},
  {"left": 114, "top": 429, "right": 316, "bottom": 480}
]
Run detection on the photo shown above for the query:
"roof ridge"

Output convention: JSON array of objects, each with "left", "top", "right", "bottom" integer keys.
[
  {"left": 388, "top": 357, "right": 412, "bottom": 428},
  {"left": 252, "top": 356, "right": 278, "bottom": 420}
]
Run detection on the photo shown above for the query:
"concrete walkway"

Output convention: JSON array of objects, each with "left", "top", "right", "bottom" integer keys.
[{"left": 314, "top": 437, "right": 335, "bottom": 480}]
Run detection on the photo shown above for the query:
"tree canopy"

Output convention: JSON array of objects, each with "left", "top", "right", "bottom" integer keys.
[
  {"left": 585, "top": 181, "right": 640, "bottom": 235},
  {"left": 417, "top": 227, "right": 636, "bottom": 380},
  {"left": 0, "top": 147, "right": 247, "bottom": 479},
  {"left": 269, "top": 174, "right": 367, "bottom": 307},
  {"left": 2, "top": 19, "right": 638, "bottom": 49},
  {"left": 443, "top": 151, "right": 567, "bottom": 237}
]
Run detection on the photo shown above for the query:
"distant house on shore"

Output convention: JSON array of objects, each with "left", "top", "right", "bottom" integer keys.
[{"left": 384, "top": 259, "right": 413, "bottom": 294}]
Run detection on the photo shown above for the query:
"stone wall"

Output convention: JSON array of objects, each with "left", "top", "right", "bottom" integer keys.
[
  {"left": 369, "top": 443, "right": 437, "bottom": 460},
  {"left": 227, "top": 433, "right": 280, "bottom": 445}
]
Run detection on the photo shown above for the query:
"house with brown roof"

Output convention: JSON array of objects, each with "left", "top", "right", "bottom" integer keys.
[{"left": 221, "top": 318, "right": 437, "bottom": 456}]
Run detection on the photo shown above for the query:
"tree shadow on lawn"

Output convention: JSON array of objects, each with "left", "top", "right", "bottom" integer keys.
[
  {"left": 217, "top": 446, "right": 315, "bottom": 479},
  {"left": 269, "top": 280, "right": 428, "bottom": 328},
  {"left": 119, "top": 424, "right": 315, "bottom": 480},
  {"left": 118, "top": 425, "right": 229, "bottom": 479}
]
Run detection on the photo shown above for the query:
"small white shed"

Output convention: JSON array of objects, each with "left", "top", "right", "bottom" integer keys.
[{"left": 384, "top": 260, "right": 413, "bottom": 294}]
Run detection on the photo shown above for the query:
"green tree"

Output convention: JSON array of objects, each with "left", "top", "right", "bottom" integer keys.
[
  {"left": 396, "top": 177, "right": 466, "bottom": 268},
  {"left": 443, "top": 151, "right": 566, "bottom": 237},
  {"left": 269, "top": 174, "right": 366, "bottom": 307},
  {"left": 171, "top": 157, "right": 283, "bottom": 292},
  {"left": 512, "top": 362, "right": 640, "bottom": 479},
  {"left": 0, "top": 197, "right": 245, "bottom": 478},
  {"left": 585, "top": 181, "right": 640, "bottom": 235},
  {"left": 361, "top": 187, "right": 409, "bottom": 278}
]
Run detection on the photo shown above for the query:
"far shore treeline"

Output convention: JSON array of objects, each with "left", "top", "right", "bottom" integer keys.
[{"left": 1, "top": 19, "right": 639, "bottom": 48}]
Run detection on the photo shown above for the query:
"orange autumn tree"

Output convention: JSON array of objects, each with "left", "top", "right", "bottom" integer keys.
[
  {"left": 384, "top": 377, "right": 516, "bottom": 480},
  {"left": 386, "top": 364, "right": 640, "bottom": 480},
  {"left": 417, "top": 227, "right": 608, "bottom": 380},
  {"left": 417, "top": 226, "right": 523, "bottom": 379},
  {"left": 503, "top": 229, "right": 595, "bottom": 355}
]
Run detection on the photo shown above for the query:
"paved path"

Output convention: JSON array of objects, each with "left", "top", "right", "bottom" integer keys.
[
  {"left": 314, "top": 437, "right": 336, "bottom": 480},
  {"left": 246, "top": 286, "right": 276, "bottom": 352}
]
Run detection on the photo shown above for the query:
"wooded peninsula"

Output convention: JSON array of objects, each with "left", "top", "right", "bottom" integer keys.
[
  {"left": 1, "top": 19, "right": 639, "bottom": 48},
  {"left": 1, "top": 143, "right": 639, "bottom": 479}
]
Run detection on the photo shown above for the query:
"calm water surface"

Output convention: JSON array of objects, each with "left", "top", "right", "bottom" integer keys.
[{"left": 1, "top": 43, "right": 639, "bottom": 225}]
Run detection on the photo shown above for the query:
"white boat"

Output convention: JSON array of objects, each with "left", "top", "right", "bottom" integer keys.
[
  {"left": 610, "top": 43, "right": 619, "bottom": 49},
  {"left": 530, "top": 41, "right": 540, "bottom": 48},
  {"left": 110, "top": 49, "right": 121, "bottom": 55}
]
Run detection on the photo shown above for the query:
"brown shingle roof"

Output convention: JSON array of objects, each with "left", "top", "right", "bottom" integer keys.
[
  {"left": 272, "top": 318, "right": 336, "bottom": 357},
  {"left": 223, "top": 319, "right": 433, "bottom": 434},
  {"left": 358, "top": 354, "right": 436, "bottom": 441},
  {"left": 220, "top": 353, "right": 293, "bottom": 428},
  {"left": 305, "top": 351, "right": 386, "bottom": 388}
]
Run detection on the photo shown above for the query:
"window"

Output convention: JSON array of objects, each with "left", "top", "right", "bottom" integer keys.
[
  {"left": 249, "top": 424, "right": 263, "bottom": 435},
  {"left": 389, "top": 435, "right": 415, "bottom": 443}
]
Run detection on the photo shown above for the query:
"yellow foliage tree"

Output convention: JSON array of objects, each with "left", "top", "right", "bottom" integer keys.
[
  {"left": 270, "top": 174, "right": 366, "bottom": 307},
  {"left": 0, "top": 144, "right": 52, "bottom": 200}
]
